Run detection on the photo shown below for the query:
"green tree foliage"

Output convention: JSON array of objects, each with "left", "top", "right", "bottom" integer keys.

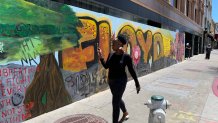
[{"left": 0, "top": 0, "right": 81, "bottom": 63}]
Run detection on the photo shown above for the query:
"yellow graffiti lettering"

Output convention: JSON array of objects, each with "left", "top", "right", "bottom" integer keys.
[
  {"left": 153, "top": 33, "right": 164, "bottom": 61},
  {"left": 99, "top": 21, "right": 111, "bottom": 61},
  {"left": 62, "top": 17, "right": 111, "bottom": 72},
  {"left": 119, "top": 25, "right": 137, "bottom": 47},
  {"left": 137, "top": 30, "right": 152, "bottom": 63},
  {"left": 77, "top": 18, "right": 97, "bottom": 42},
  {"left": 62, "top": 15, "right": 177, "bottom": 72},
  {"left": 162, "top": 35, "right": 171, "bottom": 56}
]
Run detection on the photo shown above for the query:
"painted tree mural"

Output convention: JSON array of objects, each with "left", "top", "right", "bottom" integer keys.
[{"left": 0, "top": 0, "right": 81, "bottom": 118}]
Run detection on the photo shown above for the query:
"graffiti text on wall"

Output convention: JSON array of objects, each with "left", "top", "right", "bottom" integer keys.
[
  {"left": 62, "top": 19, "right": 176, "bottom": 72},
  {"left": 0, "top": 66, "right": 35, "bottom": 123}
]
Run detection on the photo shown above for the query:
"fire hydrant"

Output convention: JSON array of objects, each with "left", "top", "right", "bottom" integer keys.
[{"left": 144, "top": 95, "right": 171, "bottom": 123}]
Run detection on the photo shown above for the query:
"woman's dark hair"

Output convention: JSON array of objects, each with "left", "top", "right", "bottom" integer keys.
[{"left": 117, "top": 34, "right": 127, "bottom": 45}]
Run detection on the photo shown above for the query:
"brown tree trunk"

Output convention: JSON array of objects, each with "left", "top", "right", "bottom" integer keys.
[{"left": 24, "top": 53, "right": 71, "bottom": 118}]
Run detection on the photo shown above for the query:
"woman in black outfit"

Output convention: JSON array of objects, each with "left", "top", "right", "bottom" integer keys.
[
  {"left": 97, "top": 35, "right": 141, "bottom": 123},
  {"left": 205, "top": 44, "right": 212, "bottom": 59}
]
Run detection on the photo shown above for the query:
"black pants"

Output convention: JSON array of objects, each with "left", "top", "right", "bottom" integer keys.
[
  {"left": 206, "top": 53, "right": 211, "bottom": 59},
  {"left": 109, "top": 78, "right": 127, "bottom": 123},
  {"left": 185, "top": 51, "right": 191, "bottom": 58}
]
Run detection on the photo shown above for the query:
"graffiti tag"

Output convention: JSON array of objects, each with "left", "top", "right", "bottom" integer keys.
[{"left": 11, "top": 92, "right": 24, "bottom": 106}]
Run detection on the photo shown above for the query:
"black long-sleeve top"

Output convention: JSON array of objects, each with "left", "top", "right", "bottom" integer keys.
[{"left": 100, "top": 53, "right": 140, "bottom": 87}]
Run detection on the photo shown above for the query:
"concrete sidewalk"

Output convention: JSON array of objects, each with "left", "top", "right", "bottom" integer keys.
[{"left": 24, "top": 50, "right": 218, "bottom": 123}]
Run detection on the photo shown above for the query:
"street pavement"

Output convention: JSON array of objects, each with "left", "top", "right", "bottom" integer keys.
[{"left": 24, "top": 50, "right": 218, "bottom": 123}]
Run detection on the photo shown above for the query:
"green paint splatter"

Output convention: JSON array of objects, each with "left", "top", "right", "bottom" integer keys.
[{"left": 41, "top": 92, "right": 47, "bottom": 105}]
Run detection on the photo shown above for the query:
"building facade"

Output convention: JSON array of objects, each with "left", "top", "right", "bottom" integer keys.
[
  {"left": 203, "top": 0, "right": 214, "bottom": 47},
  {"left": 167, "top": 0, "right": 205, "bottom": 54},
  {"left": 176, "top": 0, "right": 204, "bottom": 26}
]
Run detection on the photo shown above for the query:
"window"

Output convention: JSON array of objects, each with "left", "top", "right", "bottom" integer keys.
[
  {"left": 169, "top": 0, "right": 177, "bottom": 8},
  {"left": 174, "top": 0, "right": 178, "bottom": 8},
  {"left": 176, "top": 0, "right": 178, "bottom": 8},
  {"left": 147, "top": 20, "right": 162, "bottom": 28},
  {"left": 195, "top": 9, "right": 197, "bottom": 22},
  {"left": 186, "top": 0, "right": 189, "bottom": 16},
  {"left": 205, "top": 17, "right": 207, "bottom": 28}
]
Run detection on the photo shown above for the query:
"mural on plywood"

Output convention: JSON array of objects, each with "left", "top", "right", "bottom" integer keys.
[{"left": 0, "top": 0, "right": 185, "bottom": 122}]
